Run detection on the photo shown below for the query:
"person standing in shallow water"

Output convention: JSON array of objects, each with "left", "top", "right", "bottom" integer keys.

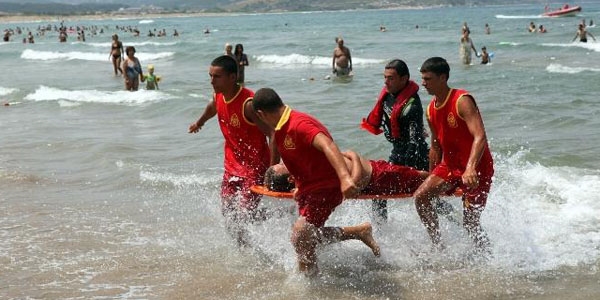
[
  {"left": 109, "top": 34, "right": 123, "bottom": 76},
  {"left": 234, "top": 44, "right": 249, "bottom": 87},
  {"left": 121, "top": 46, "right": 144, "bottom": 91}
]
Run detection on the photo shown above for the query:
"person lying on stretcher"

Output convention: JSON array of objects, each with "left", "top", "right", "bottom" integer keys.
[{"left": 265, "top": 150, "right": 428, "bottom": 196}]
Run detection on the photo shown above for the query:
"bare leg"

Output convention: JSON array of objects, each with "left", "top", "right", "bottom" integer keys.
[
  {"left": 463, "top": 205, "right": 491, "bottom": 251},
  {"left": 290, "top": 217, "right": 318, "bottom": 276},
  {"left": 413, "top": 175, "right": 452, "bottom": 246},
  {"left": 221, "top": 196, "right": 252, "bottom": 248}
]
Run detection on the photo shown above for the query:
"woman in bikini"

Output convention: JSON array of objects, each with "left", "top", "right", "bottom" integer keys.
[{"left": 109, "top": 34, "right": 124, "bottom": 76}]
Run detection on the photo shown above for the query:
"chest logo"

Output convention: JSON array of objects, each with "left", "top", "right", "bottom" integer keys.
[
  {"left": 283, "top": 135, "right": 296, "bottom": 150},
  {"left": 230, "top": 113, "right": 240, "bottom": 128},
  {"left": 447, "top": 112, "right": 458, "bottom": 128}
]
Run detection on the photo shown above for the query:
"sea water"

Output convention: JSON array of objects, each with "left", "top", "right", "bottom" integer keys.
[{"left": 1, "top": 3, "right": 599, "bottom": 299}]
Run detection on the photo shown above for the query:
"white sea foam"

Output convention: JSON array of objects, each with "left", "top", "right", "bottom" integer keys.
[
  {"left": 254, "top": 53, "right": 383, "bottom": 68},
  {"left": 24, "top": 85, "right": 175, "bottom": 105},
  {"left": 0, "top": 86, "right": 17, "bottom": 96},
  {"left": 86, "top": 41, "right": 178, "bottom": 48},
  {"left": 495, "top": 14, "right": 543, "bottom": 19},
  {"left": 546, "top": 63, "right": 600, "bottom": 74},
  {"left": 21, "top": 49, "right": 174, "bottom": 62},
  {"left": 542, "top": 42, "right": 600, "bottom": 52},
  {"left": 139, "top": 20, "right": 154, "bottom": 24}
]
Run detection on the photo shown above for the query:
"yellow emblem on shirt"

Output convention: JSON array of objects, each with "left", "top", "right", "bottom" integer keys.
[
  {"left": 283, "top": 134, "right": 296, "bottom": 150},
  {"left": 447, "top": 112, "right": 458, "bottom": 128},
  {"left": 230, "top": 113, "right": 240, "bottom": 128}
]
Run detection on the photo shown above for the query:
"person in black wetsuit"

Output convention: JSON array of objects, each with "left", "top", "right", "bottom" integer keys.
[{"left": 361, "top": 59, "right": 453, "bottom": 222}]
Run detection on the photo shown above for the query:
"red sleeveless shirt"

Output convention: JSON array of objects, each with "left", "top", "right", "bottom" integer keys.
[
  {"left": 426, "top": 89, "right": 493, "bottom": 176},
  {"left": 274, "top": 107, "right": 340, "bottom": 196},
  {"left": 215, "top": 87, "right": 270, "bottom": 179}
]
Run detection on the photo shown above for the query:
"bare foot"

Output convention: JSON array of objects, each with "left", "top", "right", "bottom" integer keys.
[{"left": 357, "top": 222, "right": 381, "bottom": 257}]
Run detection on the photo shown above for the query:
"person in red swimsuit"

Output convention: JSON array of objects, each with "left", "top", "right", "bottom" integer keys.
[
  {"left": 264, "top": 150, "right": 428, "bottom": 197},
  {"left": 188, "top": 55, "right": 276, "bottom": 247},
  {"left": 416, "top": 57, "right": 494, "bottom": 252},
  {"left": 252, "top": 87, "right": 380, "bottom": 277}
]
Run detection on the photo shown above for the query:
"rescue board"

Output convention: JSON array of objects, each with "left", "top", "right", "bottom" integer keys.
[{"left": 251, "top": 185, "right": 463, "bottom": 200}]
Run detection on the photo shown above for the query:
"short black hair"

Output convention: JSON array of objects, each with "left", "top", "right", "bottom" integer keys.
[
  {"left": 385, "top": 59, "right": 410, "bottom": 77},
  {"left": 264, "top": 166, "right": 294, "bottom": 192},
  {"left": 420, "top": 57, "right": 450, "bottom": 78},
  {"left": 253, "top": 88, "right": 284, "bottom": 113},
  {"left": 211, "top": 55, "right": 238, "bottom": 75}
]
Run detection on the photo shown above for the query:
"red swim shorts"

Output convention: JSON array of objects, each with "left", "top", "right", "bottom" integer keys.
[
  {"left": 295, "top": 188, "right": 343, "bottom": 227},
  {"left": 431, "top": 162, "right": 493, "bottom": 210},
  {"left": 220, "top": 171, "right": 262, "bottom": 211},
  {"left": 361, "top": 160, "right": 424, "bottom": 195}
]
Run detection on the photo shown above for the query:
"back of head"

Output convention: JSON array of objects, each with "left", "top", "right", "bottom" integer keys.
[
  {"left": 264, "top": 165, "right": 294, "bottom": 192},
  {"left": 211, "top": 55, "right": 238, "bottom": 75},
  {"left": 253, "top": 88, "right": 284, "bottom": 113},
  {"left": 420, "top": 57, "right": 450, "bottom": 78},
  {"left": 385, "top": 59, "right": 410, "bottom": 77}
]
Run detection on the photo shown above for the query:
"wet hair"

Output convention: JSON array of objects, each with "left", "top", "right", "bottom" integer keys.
[
  {"left": 253, "top": 88, "right": 284, "bottom": 113},
  {"left": 211, "top": 55, "right": 238, "bottom": 75},
  {"left": 234, "top": 43, "right": 244, "bottom": 56},
  {"left": 264, "top": 166, "right": 294, "bottom": 192},
  {"left": 125, "top": 46, "right": 135, "bottom": 55},
  {"left": 385, "top": 59, "right": 410, "bottom": 77},
  {"left": 420, "top": 57, "right": 450, "bottom": 79}
]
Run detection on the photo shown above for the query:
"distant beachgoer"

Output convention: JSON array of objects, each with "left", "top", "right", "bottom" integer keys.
[
  {"left": 573, "top": 23, "right": 596, "bottom": 43},
  {"left": 459, "top": 30, "right": 477, "bottom": 65},
  {"left": 27, "top": 31, "right": 34, "bottom": 43},
  {"left": 462, "top": 22, "right": 470, "bottom": 34},
  {"left": 484, "top": 23, "right": 491, "bottom": 34},
  {"left": 173, "top": 29, "right": 179, "bottom": 37},
  {"left": 528, "top": 21, "right": 536, "bottom": 33},
  {"left": 480, "top": 46, "right": 490, "bottom": 64},
  {"left": 332, "top": 37, "right": 352, "bottom": 76},
  {"left": 109, "top": 34, "right": 123, "bottom": 76},
  {"left": 3, "top": 30, "right": 9, "bottom": 42},
  {"left": 590, "top": 20, "right": 594, "bottom": 27},
  {"left": 234, "top": 44, "right": 249, "bottom": 86},
  {"left": 59, "top": 28, "right": 67, "bottom": 42},
  {"left": 143, "top": 64, "right": 160, "bottom": 90},
  {"left": 204, "top": 28, "right": 210, "bottom": 34},
  {"left": 224, "top": 43, "right": 234, "bottom": 59},
  {"left": 121, "top": 46, "right": 144, "bottom": 91},
  {"left": 538, "top": 25, "right": 547, "bottom": 33}
]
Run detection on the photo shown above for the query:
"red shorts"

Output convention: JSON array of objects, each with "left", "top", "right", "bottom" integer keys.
[
  {"left": 361, "top": 160, "right": 425, "bottom": 195},
  {"left": 295, "top": 188, "right": 343, "bottom": 227},
  {"left": 220, "top": 171, "right": 261, "bottom": 211},
  {"left": 431, "top": 162, "right": 493, "bottom": 210}
]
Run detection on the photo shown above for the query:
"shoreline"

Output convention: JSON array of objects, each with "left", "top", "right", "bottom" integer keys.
[{"left": 0, "top": 6, "right": 429, "bottom": 25}]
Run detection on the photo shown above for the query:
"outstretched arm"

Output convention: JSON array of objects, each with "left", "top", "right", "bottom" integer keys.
[{"left": 189, "top": 97, "right": 217, "bottom": 133}]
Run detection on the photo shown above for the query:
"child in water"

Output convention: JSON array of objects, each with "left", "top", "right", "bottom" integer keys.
[
  {"left": 479, "top": 46, "right": 490, "bottom": 64},
  {"left": 143, "top": 65, "right": 161, "bottom": 90}
]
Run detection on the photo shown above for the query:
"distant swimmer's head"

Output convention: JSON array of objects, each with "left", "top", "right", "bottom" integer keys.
[
  {"left": 147, "top": 64, "right": 154, "bottom": 71},
  {"left": 481, "top": 46, "right": 487, "bottom": 51},
  {"left": 224, "top": 43, "right": 232, "bottom": 52},
  {"left": 264, "top": 164, "right": 294, "bottom": 192},
  {"left": 337, "top": 37, "right": 344, "bottom": 46}
]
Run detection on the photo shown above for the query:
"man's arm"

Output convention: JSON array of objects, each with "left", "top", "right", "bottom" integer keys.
[
  {"left": 312, "top": 133, "right": 358, "bottom": 198},
  {"left": 427, "top": 118, "right": 442, "bottom": 172},
  {"left": 188, "top": 97, "right": 217, "bottom": 133},
  {"left": 457, "top": 95, "right": 487, "bottom": 189},
  {"left": 342, "top": 151, "right": 363, "bottom": 185}
]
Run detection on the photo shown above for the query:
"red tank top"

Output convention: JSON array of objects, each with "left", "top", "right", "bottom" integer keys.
[
  {"left": 426, "top": 89, "right": 493, "bottom": 176},
  {"left": 275, "top": 107, "right": 340, "bottom": 196},
  {"left": 215, "top": 87, "right": 270, "bottom": 179}
]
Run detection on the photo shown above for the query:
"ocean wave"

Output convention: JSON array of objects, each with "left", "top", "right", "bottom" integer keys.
[
  {"left": 541, "top": 42, "right": 600, "bottom": 52},
  {"left": 495, "top": 14, "right": 543, "bottom": 19},
  {"left": 0, "top": 86, "right": 18, "bottom": 96},
  {"left": 546, "top": 63, "right": 600, "bottom": 74},
  {"left": 24, "top": 85, "right": 176, "bottom": 105},
  {"left": 21, "top": 49, "right": 174, "bottom": 62},
  {"left": 254, "top": 53, "right": 383, "bottom": 67},
  {"left": 86, "top": 41, "right": 179, "bottom": 48},
  {"left": 139, "top": 19, "right": 154, "bottom": 24}
]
